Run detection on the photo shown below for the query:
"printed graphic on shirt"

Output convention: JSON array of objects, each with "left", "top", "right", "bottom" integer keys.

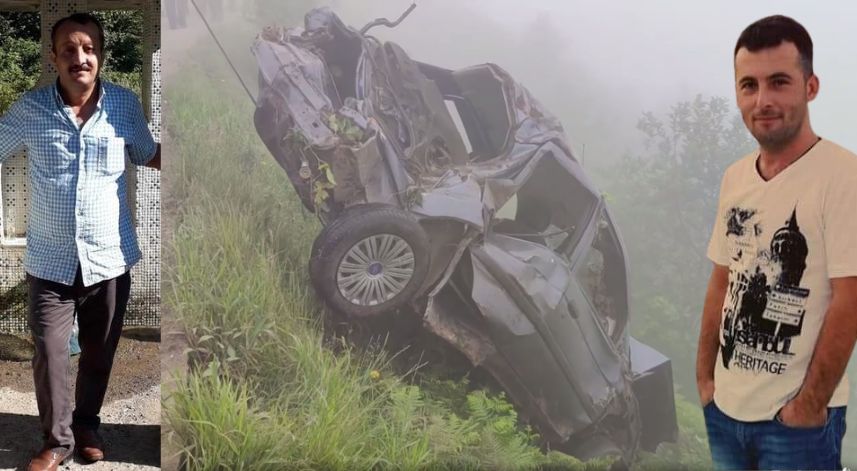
[{"left": 720, "top": 207, "right": 809, "bottom": 376}]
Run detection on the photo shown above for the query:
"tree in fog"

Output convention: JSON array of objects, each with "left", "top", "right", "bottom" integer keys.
[{"left": 606, "top": 95, "right": 754, "bottom": 392}]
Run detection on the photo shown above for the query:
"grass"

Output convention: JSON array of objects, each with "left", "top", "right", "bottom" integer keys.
[
  {"left": 162, "top": 34, "right": 713, "bottom": 470},
  {"left": 162, "top": 60, "right": 591, "bottom": 469}
]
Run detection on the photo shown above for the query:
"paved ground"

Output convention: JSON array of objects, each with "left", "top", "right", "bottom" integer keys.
[{"left": 0, "top": 334, "right": 160, "bottom": 471}]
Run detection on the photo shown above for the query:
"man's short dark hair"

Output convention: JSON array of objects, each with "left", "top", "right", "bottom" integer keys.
[
  {"left": 51, "top": 13, "right": 105, "bottom": 53},
  {"left": 734, "top": 15, "right": 813, "bottom": 77}
]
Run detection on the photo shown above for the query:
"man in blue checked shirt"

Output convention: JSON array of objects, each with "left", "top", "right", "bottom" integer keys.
[{"left": 0, "top": 13, "right": 160, "bottom": 471}]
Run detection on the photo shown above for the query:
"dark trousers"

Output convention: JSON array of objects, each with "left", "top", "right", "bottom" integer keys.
[{"left": 27, "top": 269, "right": 131, "bottom": 449}]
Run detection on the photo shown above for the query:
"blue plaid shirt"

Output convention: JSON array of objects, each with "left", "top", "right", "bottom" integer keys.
[{"left": 0, "top": 80, "right": 156, "bottom": 286}]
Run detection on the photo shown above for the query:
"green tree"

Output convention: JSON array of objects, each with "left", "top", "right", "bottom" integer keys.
[
  {"left": 0, "top": 13, "right": 41, "bottom": 111},
  {"left": 605, "top": 95, "right": 754, "bottom": 394},
  {"left": 95, "top": 10, "right": 143, "bottom": 75},
  {"left": 0, "top": 10, "right": 144, "bottom": 106},
  {"left": 95, "top": 10, "right": 144, "bottom": 91},
  {"left": 0, "top": 12, "right": 40, "bottom": 41}
]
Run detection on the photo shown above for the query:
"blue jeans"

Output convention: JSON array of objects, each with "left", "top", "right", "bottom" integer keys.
[{"left": 703, "top": 400, "right": 847, "bottom": 470}]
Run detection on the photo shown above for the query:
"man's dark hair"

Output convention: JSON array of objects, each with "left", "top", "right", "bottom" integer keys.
[
  {"left": 51, "top": 13, "right": 104, "bottom": 53},
  {"left": 734, "top": 15, "right": 813, "bottom": 77}
]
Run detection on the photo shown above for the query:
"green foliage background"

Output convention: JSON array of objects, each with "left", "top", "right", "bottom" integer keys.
[
  {"left": 0, "top": 13, "right": 40, "bottom": 111},
  {"left": 0, "top": 10, "right": 143, "bottom": 110}
]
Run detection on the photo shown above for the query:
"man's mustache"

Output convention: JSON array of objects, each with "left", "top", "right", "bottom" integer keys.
[{"left": 753, "top": 111, "right": 783, "bottom": 120}]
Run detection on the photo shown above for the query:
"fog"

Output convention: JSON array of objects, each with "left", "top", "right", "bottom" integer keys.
[
  {"left": 163, "top": 0, "right": 857, "bottom": 463},
  {"left": 324, "top": 0, "right": 857, "bottom": 162},
  {"left": 168, "top": 1, "right": 857, "bottom": 162}
]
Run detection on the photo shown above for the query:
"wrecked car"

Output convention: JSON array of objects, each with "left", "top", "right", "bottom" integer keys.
[{"left": 252, "top": 6, "right": 677, "bottom": 461}]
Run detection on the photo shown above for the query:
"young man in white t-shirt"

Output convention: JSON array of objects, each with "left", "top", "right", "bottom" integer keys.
[{"left": 697, "top": 15, "right": 857, "bottom": 470}]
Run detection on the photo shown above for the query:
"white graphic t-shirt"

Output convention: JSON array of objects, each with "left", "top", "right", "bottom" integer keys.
[{"left": 707, "top": 139, "right": 857, "bottom": 422}]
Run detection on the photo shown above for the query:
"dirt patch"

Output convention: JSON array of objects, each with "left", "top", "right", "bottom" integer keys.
[{"left": 0, "top": 335, "right": 159, "bottom": 399}]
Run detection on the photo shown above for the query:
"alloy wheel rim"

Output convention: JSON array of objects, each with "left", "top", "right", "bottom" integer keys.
[{"left": 336, "top": 233, "right": 415, "bottom": 306}]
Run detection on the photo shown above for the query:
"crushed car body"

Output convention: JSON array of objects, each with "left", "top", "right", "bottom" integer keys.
[{"left": 252, "top": 7, "right": 677, "bottom": 461}]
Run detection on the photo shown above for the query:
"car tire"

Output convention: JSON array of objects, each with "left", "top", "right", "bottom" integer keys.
[{"left": 309, "top": 204, "right": 430, "bottom": 319}]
